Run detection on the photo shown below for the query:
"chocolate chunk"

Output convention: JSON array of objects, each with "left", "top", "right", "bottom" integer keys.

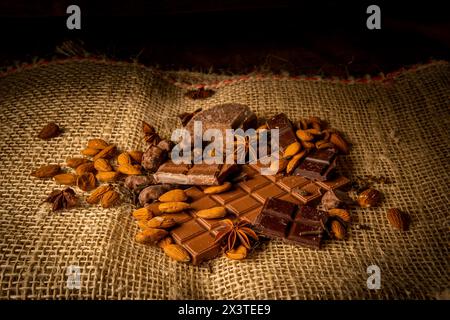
[
  {"left": 141, "top": 145, "right": 167, "bottom": 172},
  {"left": 184, "top": 103, "right": 257, "bottom": 138},
  {"left": 321, "top": 189, "right": 354, "bottom": 210},
  {"left": 294, "top": 148, "right": 338, "bottom": 181},
  {"left": 254, "top": 197, "right": 327, "bottom": 249},
  {"left": 154, "top": 161, "right": 238, "bottom": 185},
  {"left": 138, "top": 184, "right": 174, "bottom": 206},
  {"left": 266, "top": 113, "right": 297, "bottom": 152}
]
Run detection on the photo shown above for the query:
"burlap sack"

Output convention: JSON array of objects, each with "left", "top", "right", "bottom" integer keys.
[{"left": 0, "top": 59, "right": 448, "bottom": 299}]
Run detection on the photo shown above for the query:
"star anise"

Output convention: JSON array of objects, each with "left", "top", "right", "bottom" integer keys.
[
  {"left": 214, "top": 219, "right": 258, "bottom": 251},
  {"left": 143, "top": 121, "right": 161, "bottom": 146},
  {"left": 178, "top": 108, "right": 202, "bottom": 126},
  {"left": 45, "top": 187, "right": 78, "bottom": 212}
]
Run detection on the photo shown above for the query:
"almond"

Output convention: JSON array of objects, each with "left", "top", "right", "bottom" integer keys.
[
  {"left": 117, "top": 163, "right": 141, "bottom": 175},
  {"left": 75, "top": 162, "right": 96, "bottom": 175},
  {"left": 163, "top": 244, "right": 191, "bottom": 262},
  {"left": 330, "top": 133, "right": 350, "bottom": 154},
  {"left": 159, "top": 202, "right": 190, "bottom": 213},
  {"left": 31, "top": 164, "right": 61, "bottom": 178},
  {"left": 87, "top": 138, "right": 109, "bottom": 150},
  {"left": 128, "top": 150, "right": 143, "bottom": 164},
  {"left": 157, "top": 237, "right": 173, "bottom": 248},
  {"left": 327, "top": 208, "right": 351, "bottom": 222},
  {"left": 331, "top": 220, "right": 346, "bottom": 240},
  {"left": 256, "top": 124, "right": 268, "bottom": 131},
  {"left": 226, "top": 245, "right": 248, "bottom": 260},
  {"left": 54, "top": 173, "right": 77, "bottom": 185},
  {"left": 81, "top": 147, "right": 100, "bottom": 157},
  {"left": 306, "top": 128, "right": 322, "bottom": 136},
  {"left": 296, "top": 129, "right": 314, "bottom": 142},
  {"left": 282, "top": 141, "right": 302, "bottom": 159},
  {"left": 146, "top": 216, "right": 177, "bottom": 229},
  {"left": 93, "top": 144, "right": 116, "bottom": 161},
  {"left": 86, "top": 185, "right": 113, "bottom": 204},
  {"left": 386, "top": 208, "right": 410, "bottom": 231},
  {"left": 146, "top": 202, "right": 162, "bottom": 216},
  {"left": 196, "top": 207, "right": 226, "bottom": 219},
  {"left": 286, "top": 150, "right": 307, "bottom": 174},
  {"left": 132, "top": 207, "right": 153, "bottom": 221},
  {"left": 315, "top": 140, "right": 334, "bottom": 150},
  {"left": 117, "top": 152, "right": 132, "bottom": 165},
  {"left": 135, "top": 228, "right": 168, "bottom": 244},
  {"left": 96, "top": 171, "right": 119, "bottom": 182},
  {"left": 66, "top": 157, "right": 91, "bottom": 169},
  {"left": 100, "top": 190, "right": 120, "bottom": 208},
  {"left": 77, "top": 172, "right": 96, "bottom": 191},
  {"left": 158, "top": 189, "right": 188, "bottom": 202},
  {"left": 94, "top": 158, "right": 112, "bottom": 172},
  {"left": 38, "top": 122, "right": 61, "bottom": 140},
  {"left": 204, "top": 182, "right": 232, "bottom": 195},
  {"left": 357, "top": 188, "right": 382, "bottom": 208},
  {"left": 301, "top": 140, "right": 315, "bottom": 149}
]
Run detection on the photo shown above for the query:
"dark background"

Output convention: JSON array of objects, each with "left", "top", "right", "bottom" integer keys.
[{"left": 0, "top": 0, "right": 449, "bottom": 76}]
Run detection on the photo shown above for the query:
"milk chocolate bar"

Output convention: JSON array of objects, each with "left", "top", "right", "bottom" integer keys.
[
  {"left": 254, "top": 198, "right": 328, "bottom": 249},
  {"left": 294, "top": 148, "right": 338, "bottom": 181},
  {"left": 154, "top": 161, "right": 238, "bottom": 185},
  {"left": 184, "top": 103, "right": 257, "bottom": 138},
  {"left": 266, "top": 113, "right": 297, "bottom": 153}
]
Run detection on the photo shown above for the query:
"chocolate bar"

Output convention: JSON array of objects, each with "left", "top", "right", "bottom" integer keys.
[
  {"left": 154, "top": 161, "right": 238, "bottom": 185},
  {"left": 184, "top": 103, "right": 257, "bottom": 138},
  {"left": 294, "top": 148, "right": 338, "bottom": 181},
  {"left": 254, "top": 198, "right": 328, "bottom": 249},
  {"left": 266, "top": 113, "right": 297, "bottom": 153}
]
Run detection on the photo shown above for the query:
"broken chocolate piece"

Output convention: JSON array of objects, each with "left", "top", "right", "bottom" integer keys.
[
  {"left": 254, "top": 197, "right": 327, "bottom": 249},
  {"left": 184, "top": 103, "right": 257, "bottom": 138},
  {"left": 294, "top": 148, "right": 338, "bottom": 181},
  {"left": 266, "top": 113, "right": 297, "bottom": 153}
]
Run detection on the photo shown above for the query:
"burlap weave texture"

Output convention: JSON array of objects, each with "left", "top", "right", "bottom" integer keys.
[{"left": 0, "top": 60, "right": 448, "bottom": 299}]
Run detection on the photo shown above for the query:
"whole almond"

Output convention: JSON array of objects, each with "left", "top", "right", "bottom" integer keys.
[
  {"left": 117, "top": 152, "right": 132, "bottom": 165},
  {"left": 66, "top": 157, "right": 91, "bottom": 169},
  {"left": 306, "top": 128, "right": 322, "bottom": 136},
  {"left": 283, "top": 141, "right": 302, "bottom": 159},
  {"left": 357, "top": 188, "right": 382, "bottom": 208},
  {"left": 128, "top": 150, "right": 143, "bottom": 164},
  {"left": 157, "top": 237, "right": 174, "bottom": 249},
  {"left": 54, "top": 173, "right": 77, "bottom": 185},
  {"left": 327, "top": 208, "right": 351, "bottom": 222},
  {"left": 159, "top": 202, "right": 190, "bottom": 213},
  {"left": 296, "top": 129, "right": 314, "bottom": 142},
  {"left": 135, "top": 228, "right": 168, "bottom": 244},
  {"left": 132, "top": 207, "right": 153, "bottom": 220},
  {"left": 86, "top": 184, "right": 113, "bottom": 204},
  {"left": 93, "top": 144, "right": 116, "bottom": 161},
  {"left": 94, "top": 158, "right": 112, "bottom": 172},
  {"left": 87, "top": 138, "right": 109, "bottom": 150},
  {"left": 204, "top": 182, "right": 232, "bottom": 195},
  {"left": 296, "top": 118, "right": 309, "bottom": 130},
  {"left": 100, "top": 190, "right": 120, "bottom": 208},
  {"left": 163, "top": 244, "right": 191, "bottom": 262},
  {"left": 309, "top": 117, "right": 322, "bottom": 131},
  {"left": 117, "top": 163, "right": 141, "bottom": 175},
  {"left": 286, "top": 150, "right": 307, "bottom": 174},
  {"left": 146, "top": 216, "right": 177, "bottom": 229},
  {"left": 38, "top": 122, "right": 61, "bottom": 140},
  {"left": 31, "top": 164, "right": 61, "bottom": 178},
  {"left": 331, "top": 220, "right": 346, "bottom": 240},
  {"left": 301, "top": 140, "right": 315, "bottom": 149},
  {"left": 76, "top": 162, "right": 96, "bottom": 175},
  {"left": 196, "top": 207, "right": 226, "bottom": 219},
  {"left": 96, "top": 171, "right": 119, "bottom": 182},
  {"left": 226, "top": 245, "right": 248, "bottom": 260},
  {"left": 77, "top": 172, "right": 96, "bottom": 191},
  {"left": 330, "top": 133, "right": 350, "bottom": 154},
  {"left": 316, "top": 140, "right": 334, "bottom": 150},
  {"left": 81, "top": 148, "right": 100, "bottom": 157},
  {"left": 387, "top": 208, "right": 410, "bottom": 231},
  {"left": 158, "top": 189, "right": 188, "bottom": 202}
]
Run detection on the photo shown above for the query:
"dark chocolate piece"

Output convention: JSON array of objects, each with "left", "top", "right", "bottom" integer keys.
[
  {"left": 266, "top": 113, "right": 297, "bottom": 152},
  {"left": 254, "top": 197, "right": 327, "bottom": 249},
  {"left": 294, "top": 148, "right": 338, "bottom": 181},
  {"left": 154, "top": 161, "right": 238, "bottom": 185}
]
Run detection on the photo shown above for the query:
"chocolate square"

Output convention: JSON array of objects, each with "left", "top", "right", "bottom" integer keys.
[
  {"left": 256, "top": 214, "right": 291, "bottom": 238},
  {"left": 171, "top": 219, "right": 206, "bottom": 243},
  {"left": 291, "top": 183, "right": 323, "bottom": 204},
  {"left": 294, "top": 206, "right": 328, "bottom": 227},
  {"left": 190, "top": 196, "right": 219, "bottom": 211},
  {"left": 211, "top": 187, "right": 246, "bottom": 205},
  {"left": 183, "top": 232, "right": 221, "bottom": 265},
  {"left": 261, "top": 197, "right": 297, "bottom": 220},
  {"left": 286, "top": 223, "right": 323, "bottom": 249},
  {"left": 238, "top": 175, "right": 271, "bottom": 192},
  {"left": 227, "top": 195, "right": 261, "bottom": 215},
  {"left": 185, "top": 187, "right": 206, "bottom": 201},
  {"left": 278, "top": 176, "right": 310, "bottom": 191},
  {"left": 253, "top": 184, "right": 285, "bottom": 203}
]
